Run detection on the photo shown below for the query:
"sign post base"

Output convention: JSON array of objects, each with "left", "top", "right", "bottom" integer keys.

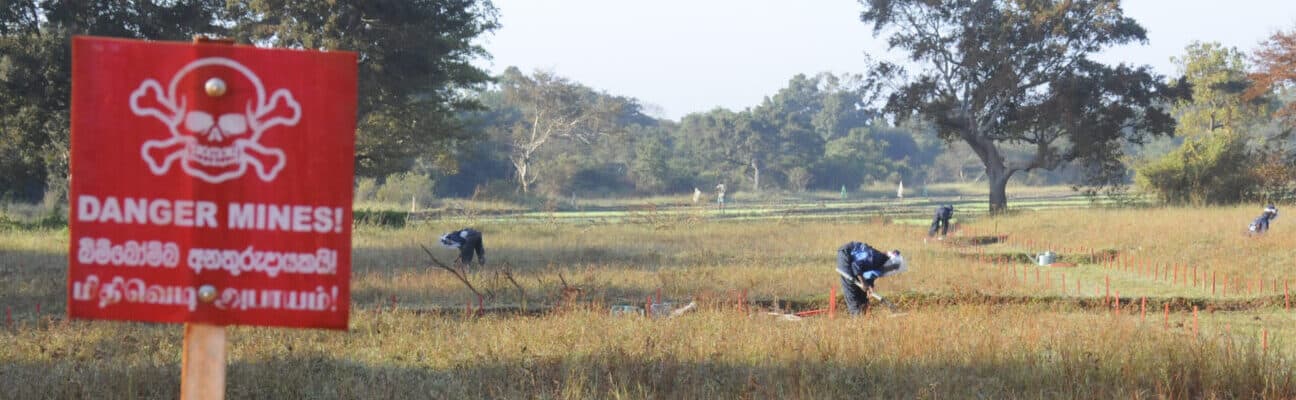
[{"left": 181, "top": 323, "right": 227, "bottom": 400}]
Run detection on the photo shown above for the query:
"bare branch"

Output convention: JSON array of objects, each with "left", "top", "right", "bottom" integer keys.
[{"left": 419, "top": 244, "right": 486, "bottom": 300}]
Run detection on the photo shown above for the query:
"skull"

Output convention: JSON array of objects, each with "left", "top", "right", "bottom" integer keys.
[{"left": 131, "top": 57, "right": 300, "bottom": 183}]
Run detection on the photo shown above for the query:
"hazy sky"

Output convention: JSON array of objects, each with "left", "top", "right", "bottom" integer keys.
[{"left": 476, "top": 1, "right": 1296, "bottom": 121}]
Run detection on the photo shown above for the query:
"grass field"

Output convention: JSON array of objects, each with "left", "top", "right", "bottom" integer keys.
[{"left": 3, "top": 198, "right": 1296, "bottom": 398}]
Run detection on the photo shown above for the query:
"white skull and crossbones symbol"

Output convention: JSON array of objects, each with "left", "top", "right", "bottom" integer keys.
[{"left": 130, "top": 57, "right": 299, "bottom": 183}]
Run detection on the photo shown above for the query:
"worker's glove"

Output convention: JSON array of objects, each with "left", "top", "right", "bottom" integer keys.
[{"left": 860, "top": 271, "right": 881, "bottom": 281}]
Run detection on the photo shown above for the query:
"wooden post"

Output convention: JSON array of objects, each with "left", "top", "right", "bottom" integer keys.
[
  {"left": 181, "top": 323, "right": 227, "bottom": 400},
  {"left": 181, "top": 35, "right": 233, "bottom": 400}
]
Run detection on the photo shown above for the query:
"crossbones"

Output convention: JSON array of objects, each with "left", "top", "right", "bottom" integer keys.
[{"left": 130, "top": 57, "right": 300, "bottom": 183}]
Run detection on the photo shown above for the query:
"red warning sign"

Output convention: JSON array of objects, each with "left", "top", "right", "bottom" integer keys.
[{"left": 69, "top": 36, "right": 357, "bottom": 329}]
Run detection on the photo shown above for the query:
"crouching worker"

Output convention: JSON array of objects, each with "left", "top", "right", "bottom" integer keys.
[
  {"left": 439, "top": 228, "right": 486, "bottom": 267},
  {"left": 1250, "top": 204, "right": 1279, "bottom": 234},
  {"left": 929, "top": 204, "right": 954, "bottom": 238},
  {"left": 836, "top": 242, "right": 907, "bottom": 315}
]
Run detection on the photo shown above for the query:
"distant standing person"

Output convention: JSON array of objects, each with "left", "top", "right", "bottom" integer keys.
[
  {"left": 439, "top": 228, "right": 485, "bottom": 267},
  {"left": 1249, "top": 204, "right": 1279, "bottom": 234},
  {"left": 929, "top": 204, "right": 955, "bottom": 238},
  {"left": 715, "top": 183, "right": 727, "bottom": 210},
  {"left": 835, "top": 241, "right": 907, "bottom": 315},
  {"left": 693, "top": 187, "right": 702, "bottom": 204}
]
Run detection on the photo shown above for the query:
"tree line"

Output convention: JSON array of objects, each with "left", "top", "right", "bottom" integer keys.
[{"left": 4, "top": 1, "right": 1296, "bottom": 211}]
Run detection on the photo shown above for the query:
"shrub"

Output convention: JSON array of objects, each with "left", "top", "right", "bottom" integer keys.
[
  {"left": 1136, "top": 133, "right": 1258, "bottom": 205},
  {"left": 375, "top": 172, "right": 435, "bottom": 208},
  {"left": 354, "top": 177, "right": 379, "bottom": 203},
  {"left": 352, "top": 209, "right": 407, "bottom": 228}
]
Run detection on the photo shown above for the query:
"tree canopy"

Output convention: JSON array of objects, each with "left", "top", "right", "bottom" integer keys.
[
  {"left": 0, "top": 0, "right": 226, "bottom": 202},
  {"left": 1249, "top": 26, "right": 1296, "bottom": 126},
  {"left": 0, "top": 0, "right": 499, "bottom": 202},
  {"left": 859, "top": 0, "right": 1183, "bottom": 212},
  {"left": 227, "top": 0, "right": 499, "bottom": 178}
]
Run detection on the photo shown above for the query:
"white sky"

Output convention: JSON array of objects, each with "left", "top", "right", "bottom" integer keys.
[{"left": 475, "top": 0, "right": 1296, "bottom": 121}]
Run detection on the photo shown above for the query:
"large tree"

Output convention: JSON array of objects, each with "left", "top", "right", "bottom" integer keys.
[
  {"left": 859, "top": 0, "right": 1181, "bottom": 212},
  {"left": 493, "top": 67, "right": 631, "bottom": 193},
  {"left": 0, "top": 0, "right": 225, "bottom": 201},
  {"left": 1171, "top": 42, "right": 1264, "bottom": 136},
  {"left": 226, "top": 0, "right": 500, "bottom": 178},
  {"left": 678, "top": 108, "right": 779, "bottom": 192},
  {"left": 1249, "top": 26, "right": 1296, "bottom": 125}
]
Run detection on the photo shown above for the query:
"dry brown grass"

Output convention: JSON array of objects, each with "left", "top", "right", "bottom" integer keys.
[{"left": 2, "top": 205, "right": 1296, "bottom": 398}]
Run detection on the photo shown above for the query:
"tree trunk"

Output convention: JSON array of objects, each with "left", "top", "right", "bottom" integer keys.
[
  {"left": 512, "top": 156, "right": 531, "bottom": 193},
  {"left": 987, "top": 165, "right": 1012, "bottom": 214},
  {"left": 750, "top": 158, "right": 761, "bottom": 193}
]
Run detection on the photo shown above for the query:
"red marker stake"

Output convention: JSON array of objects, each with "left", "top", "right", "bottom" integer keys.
[
  {"left": 829, "top": 286, "right": 837, "bottom": 319},
  {"left": 1140, "top": 297, "right": 1146, "bottom": 322},
  {"left": 1163, "top": 304, "right": 1169, "bottom": 330}
]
